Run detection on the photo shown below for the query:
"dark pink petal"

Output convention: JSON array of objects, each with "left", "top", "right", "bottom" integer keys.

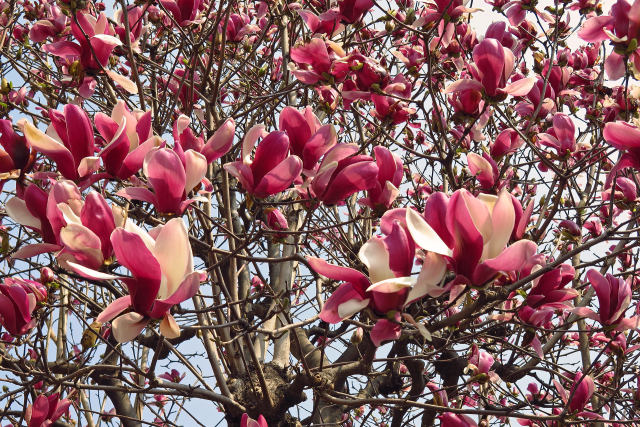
[
  {"left": 319, "top": 160, "right": 379, "bottom": 205},
  {"left": 63, "top": 104, "right": 95, "bottom": 163},
  {"left": 253, "top": 155, "right": 302, "bottom": 198},
  {"left": 117, "top": 187, "right": 158, "bottom": 206},
  {"left": 111, "top": 228, "right": 161, "bottom": 313},
  {"left": 279, "top": 107, "right": 312, "bottom": 158},
  {"left": 291, "top": 38, "right": 331, "bottom": 72},
  {"left": 473, "top": 39, "right": 505, "bottom": 96},
  {"left": 27, "top": 395, "right": 50, "bottom": 427},
  {"left": 504, "top": 76, "right": 535, "bottom": 97},
  {"left": 23, "top": 121, "right": 77, "bottom": 180},
  {"left": 302, "top": 125, "right": 337, "bottom": 171},
  {"left": 586, "top": 269, "right": 611, "bottom": 323},
  {"left": 473, "top": 239, "right": 538, "bottom": 284},
  {"left": 383, "top": 221, "right": 413, "bottom": 277},
  {"left": 603, "top": 121, "right": 640, "bottom": 150},
  {"left": 224, "top": 161, "right": 255, "bottom": 193},
  {"left": 605, "top": 52, "right": 626, "bottom": 81},
  {"left": 370, "top": 318, "right": 402, "bottom": 346},
  {"left": 423, "top": 192, "right": 453, "bottom": 247},
  {"left": 251, "top": 131, "right": 290, "bottom": 183},
  {"left": 41, "top": 41, "right": 82, "bottom": 58},
  {"left": 148, "top": 271, "right": 203, "bottom": 319},
  {"left": 447, "top": 191, "right": 484, "bottom": 279},
  {"left": 119, "top": 136, "right": 160, "bottom": 179}
]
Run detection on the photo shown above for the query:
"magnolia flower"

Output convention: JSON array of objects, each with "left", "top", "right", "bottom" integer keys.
[
  {"left": 279, "top": 106, "right": 336, "bottom": 173},
  {"left": 0, "top": 119, "right": 30, "bottom": 174},
  {"left": 554, "top": 371, "right": 595, "bottom": 415},
  {"left": 160, "top": 0, "right": 202, "bottom": 26},
  {"left": 94, "top": 100, "right": 156, "bottom": 179},
  {"left": 406, "top": 189, "right": 539, "bottom": 295},
  {"left": 0, "top": 277, "right": 47, "bottom": 336},
  {"left": 445, "top": 39, "right": 534, "bottom": 101},
  {"left": 21, "top": 105, "right": 99, "bottom": 180},
  {"left": 118, "top": 147, "right": 207, "bottom": 214},
  {"left": 309, "top": 143, "right": 378, "bottom": 205},
  {"left": 70, "top": 218, "right": 206, "bottom": 342},
  {"left": 25, "top": 393, "right": 71, "bottom": 427},
  {"left": 573, "top": 269, "right": 638, "bottom": 330},
  {"left": 224, "top": 127, "right": 302, "bottom": 198},
  {"left": 538, "top": 113, "right": 576, "bottom": 157},
  {"left": 360, "top": 146, "right": 403, "bottom": 210},
  {"left": 579, "top": 0, "right": 640, "bottom": 79}
]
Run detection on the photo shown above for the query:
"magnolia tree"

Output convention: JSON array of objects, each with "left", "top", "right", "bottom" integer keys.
[{"left": 2, "top": 0, "right": 640, "bottom": 425}]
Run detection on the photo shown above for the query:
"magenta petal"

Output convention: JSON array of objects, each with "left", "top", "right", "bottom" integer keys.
[
  {"left": 279, "top": 106, "right": 312, "bottom": 157},
  {"left": 586, "top": 269, "right": 612, "bottom": 323},
  {"left": 63, "top": 104, "right": 95, "bottom": 162},
  {"left": 251, "top": 131, "right": 290, "bottom": 183},
  {"left": 383, "top": 222, "right": 413, "bottom": 277},
  {"left": 424, "top": 192, "right": 453, "bottom": 247},
  {"left": 42, "top": 41, "right": 82, "bottom": 58},
  {"left": 320, "top": 161, "right": 379, "bottom": 205},
  {"left": 146, "top": 148, "right": 186, "bottom": 214},
  {"left": 97, "top": 296, "right": 132, "bottom": 323},
  {"left": 253, "top": 155, "right": 302, "bottom": 198},
  {"left": 473, "top": 39, "right": 504, "bottom": 96},
  {"left": 291, "top": 38, "right": 331, "bottom": 72},
  {"left": 447, "top": 191, "right": 484, "bottom": 279},
  {"left": 370, "top": 318, "right": 402, "bottom": 346},
  {"left": 23, "top": 122, "right": 77, "bottom": 180},
  {"left": 111, "top": 228, "right": 161, "bottom": 313},
  {"left": 302, "top": 125, "right": 337, "bottom": 170},
  {"left": 28, "top": 395, "right": 50, "bottom": 427},
  {"left": 117, "top": 187, "right": 158, "bottom": 205},
  {"left": 307, "top": 256, "right": 370, "bottom": 292},
  {"left": 119, "top": 136, "right": 160, "bottom": 179},
  {"left": 505, "top": 77, "right": 535, "bottom": 97},
  {"left": 603, "top": 121, "right": 640, "bottom": 150}
]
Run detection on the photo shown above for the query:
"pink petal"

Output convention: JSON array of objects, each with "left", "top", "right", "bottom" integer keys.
[
  {"left": 81, "top": 192, "right": 116, "bottom": 259},
  {"left": 279, "top": 106, "right": 312, "bottom": 157},
  {"left": 578, "top": 15, "right": 613, "bottom": 42},
  {"left": 473, "top": 240, "right": 538, "bottom": 284},
  {"left": 97, "top": 296, "right": 132, "bottom": 322},
  {"left": 505, "top": 77, "right": 535, "bottom": 97},
  {"left": 152, "top": 218, "right": 193, "bottom": 300},
  {"left": 605, "top": 52, "right": 626, "bottom": 80},
  {"left": 252, "top": 155, "right": 302, "bottom": 198},
  {"left": 302, "top": 124, "right": 337, "bottom": 171},
  {"left": 184, "top": 149, "right": 207, "bottom": 194},
  {"left": 159, "top": 313, "right": 180, "bottom": 338},
  {"left": 406, "top": 208, "right": 452, "bottom": 256},
  {"left": 370, "top": 318, "right": 402, "bottom": 346},
  {"left": 23, "top": 121, "right": 77, "bottom": 179},
  {"left": 224, "top": 161, "right": 255, "bottom": 193},
  {"left": 307, "top": 256, "right": 370, "bottom": 290},
  {"left": 111, "top": 311, "right": 148, "bottom": 342},
  {"left": 251, "top": 131, "right": 290, "bottom": 183},
  {"left": 150, "top": 271, "right": 203, "bottom": 319},
  {"left": 202, "top": 118, "right": 235, "bottom": 163},
  {"left": 407, "top": 252, "right": 447, "bottom": 301},
  {"left": 319, "top": 160, "right": 379, "bottom": 205},
  {"left": 145, "top": 148, "right": 186, "bottom": 214}
]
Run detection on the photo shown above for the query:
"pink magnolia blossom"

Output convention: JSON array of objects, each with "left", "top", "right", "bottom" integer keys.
[
  {"left": 118, "top": 147, "right": 207, "bottom": 214},
  {"left": 573, "top": 269, "right": 638, "bottom": 330},
  {"left": 173, "top": 115, "right": 235, "bottom": 164},
  {"left": 160, "top": 0, "right": 201, "bottom": 26},
  {"left": 290, "top": 38, "right": 344, "bottom": 85},
  {"left": 467, "top": 152, "right": 499, "bottom": 189},
  {"left": 73, "top": 218, "right": 206, "bottom": 342},
  {"left": 279, "top": 106, "right": 337, "bottom": 173},
  {"left": 0, "top": 277, "right": 47, "bottom": 336},
  {"left": 94, "top": 100, "right": 157, "bottom": 179},
  {"left": 114, "top": 5, "right": 145, "bottom": 52},
  {"left": 371, "top": 75, "right": 416, "bottom": 124},
  {"left": 298, "top": 8, "right": 344, "bottom": 37},
  {"left": 468, "top": 344, "right": 498, "bottom": 382},
  {"left": 538, "top": 113, "right": 577, "bottom": 157},
  {"left": 490, "top": 128, "right": 523, "bottom": 159},
  {"left": 308, "top": 144, "right": 379, "bottom": 205},
  {"left": 308, "top": 216, "right": 440, "bottom": 346},
  {"left": 554, "top": 371, "right": 595, "bottom": 415},
  {"left": 445, "top": 38, "right": 535, "bottom": 101},
  {"left": 579, "top": 0, "right": 640, "bottom": 79},
  {"left": 21, "top": 105, "right": 99, "bottom": 180},
  {"left": 438, "top": 413, "right": 478, "bottom": 427},
  {"left": 338, "top": 0, "right": 374, "bottom": 23},
  {"left": 25, "top": 393, "right": 71, "bottom": 427},
  {"left": 406, "top": 189, "right": 539, "bottom": 294},
  {"left": 28, "top": 4, "right": 67, "bottom": 43},
  {"left": 360, "top": 146, "right": 403, "bottom": 210},
  {"left": 224, "top": 127, "right": 302, "bottom": 198},
  {"left": 42, "top": 12, "right": 121, "bottom": 72}
]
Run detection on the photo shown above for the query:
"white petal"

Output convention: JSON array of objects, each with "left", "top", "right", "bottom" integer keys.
[{"left": 405, "top": 208, "right": 452, "bottom": 256}]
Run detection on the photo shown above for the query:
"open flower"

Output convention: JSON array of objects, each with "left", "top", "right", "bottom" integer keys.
[
  {"left": 241, "top": 413, "right": 268, "bottom": 427},
  {"left": 71, "top": 218, "right": 205, "bottom": 342},
  {"left": 406, "top": 189, "right": 539, "bottom": 295},
  {"left": 21, "top": 105, "right": 99, "bottom": 180},
  {"left": 118, "top": 147, "right": 207, "bottom": 215},
  {"left": 224, "top": 127, "right": 302, "bottom": 198}
]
